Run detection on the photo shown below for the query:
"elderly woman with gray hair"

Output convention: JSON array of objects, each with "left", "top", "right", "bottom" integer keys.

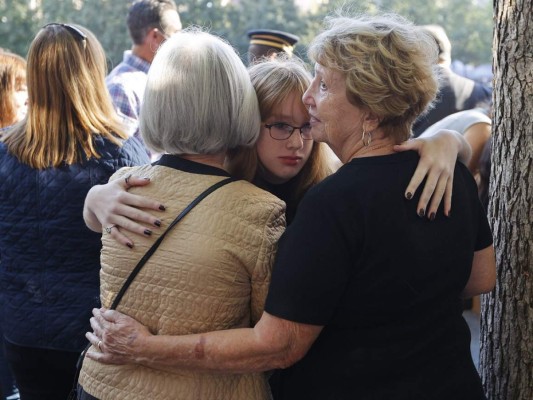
[
  {"left": 77, "top": 29, "right": 285, "bottom": 400},
  {"left": 87, "top": 14, "right": 496, "bottom": 400}
]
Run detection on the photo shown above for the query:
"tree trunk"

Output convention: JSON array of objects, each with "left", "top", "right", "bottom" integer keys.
[{"left": 480, "top": 1, "right": 533, "bottom": 399}]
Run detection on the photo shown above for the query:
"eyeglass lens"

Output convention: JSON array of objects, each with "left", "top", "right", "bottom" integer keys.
[{"left": 266, "top": 123, "right": 312, "bottom": 140}]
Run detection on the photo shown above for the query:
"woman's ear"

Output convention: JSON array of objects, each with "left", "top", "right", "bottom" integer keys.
[{"left": 363, "top": 112, "right": 381, "bottom": 132}]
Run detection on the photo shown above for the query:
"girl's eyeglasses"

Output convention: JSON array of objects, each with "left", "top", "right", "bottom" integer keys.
[{"left": 264, "top": 122, "right": 313, "bottom": 140}]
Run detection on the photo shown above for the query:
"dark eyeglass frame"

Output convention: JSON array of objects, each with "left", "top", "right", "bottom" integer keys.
[
  {"left": 264, "top": 122, "right": 313, "bottom": 141},
  {"left": 42, "top": 23, "right": 87, "bottom": 49}
]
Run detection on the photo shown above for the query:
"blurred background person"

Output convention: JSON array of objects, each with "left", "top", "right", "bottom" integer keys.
[
  {"left": 0, "top": 51, "right": 27, "bottom": 131},
  {"left": 0, "top": 23, "right": 148, "bottom": 400},
  {"left": 247, "top": 29, "right": 299, "bottom": 65},
  {"left": 0, "top": 47, "right": 25, "bottom": 400},
  {"left": 412, "top": 24, "right": 492, "bottom": 137},
  {"left": 106, "top": 0, "right": 182, "bottom": 148},
  {"left": 78, "top": 29, "right": 285, "bottom": 400}
]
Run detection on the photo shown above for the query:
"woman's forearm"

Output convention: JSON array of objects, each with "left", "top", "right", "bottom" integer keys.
[
  {"left": 137, "top": 327, "right": 290, "bottom": 374},
  {"left": 87, "top": 310, "right": 322, "bottom": 374}
]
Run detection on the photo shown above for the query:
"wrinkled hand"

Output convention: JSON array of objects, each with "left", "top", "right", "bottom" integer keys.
[
  {"left": 394, "top": 130, "right": 465, "bottom": 218},
  {"left": 84, "top": 175, "right": 166, "bottom": 247},
  {"left": 85, "top": 308, "right": 152, "bottom": 365}
]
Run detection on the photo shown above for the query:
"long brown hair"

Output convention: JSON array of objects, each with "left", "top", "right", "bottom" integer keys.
[
  {"left": 228, "top": 57, "right": 335, "bottom": 206},
  {"left": 0, "top": 51, "right": 26, "bottom": 128},
  {"left": 2, "top": 24, "right": 127, "bottom": 169}
]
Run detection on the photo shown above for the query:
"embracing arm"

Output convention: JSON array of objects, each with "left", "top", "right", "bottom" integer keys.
[
  {"left": 86, "top": 309, "right": 322, "bottom": 374},
  {"left": 463, "top": 123, "right": 491, "bottom": 174},
  {"left": 395, "top": 129, "right": 472, "bottom": 218},
  {"left": 83, "top": 175, "right": 166, "bottom": 246},
  {"left": 461, "top": 245, "right": 496, "bottom": 298}
]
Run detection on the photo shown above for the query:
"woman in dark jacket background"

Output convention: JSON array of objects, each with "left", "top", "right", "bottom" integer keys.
[{"left": 0, "top": 23, "right": 148, "bottom": 400}]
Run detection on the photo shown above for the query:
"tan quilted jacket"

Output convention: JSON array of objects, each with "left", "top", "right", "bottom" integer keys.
[{"left": 79, "top": 164, "right": 286, "bottom": 400}]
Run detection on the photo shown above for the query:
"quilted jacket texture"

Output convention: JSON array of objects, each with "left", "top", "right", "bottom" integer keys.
[
  {"left": 79, "top": 161, "right": 286, "bottom": 400},
  {"left": 0, "top": 135, "right": 149, "bottom": 352}
]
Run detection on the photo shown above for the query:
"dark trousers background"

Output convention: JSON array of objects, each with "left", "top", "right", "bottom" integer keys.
[
  {"left": 4, "top": 340, "right": 79, "bottom": 400},
  {"left": 0, "top": 331, "right": 17, "bottom": 400}
]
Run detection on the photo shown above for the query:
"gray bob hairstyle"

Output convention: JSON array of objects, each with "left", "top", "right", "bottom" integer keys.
[{"left": 141, "top": 28, "right": 261, "bottom": 155}]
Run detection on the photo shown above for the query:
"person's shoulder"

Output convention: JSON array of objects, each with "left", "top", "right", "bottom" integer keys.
[
  {"left": 299, "top": 167, "right": 351, "bottom": 206},
  {"left": 118, "top": 137, "right": 150, "bottom": 163},
  {"left": 423, "top": 108, "right": 491, "bottom": 136},
  {"left": 461, "top": 108, "right": 491, "bottom": 123},
  {"left": 0, "top": 140, "right": 25, "bottom": 168},
  {"left": 106, "top": 67, "right": 137, "bottom": 87},
  {"left": 0, "top": 142, "right": 15, "bottom": 170},
  {"left": 109, "top": 164, "right": 148, "bottom": 183},
  {"left": 92, "top": 135, "right": 149, "bottom": 166},
  {"left": 92, "top": 134, "right": 121, "bottom": 154},
  {"left": 220, "top": 179, "right": 286, "bottom": 222},
  {"left": 106, "top": 60, "right": 129, "bottom": 79},
  {"left": 231, "top": 180, "right": 285, "bottom": 206},
  {"left": 305, "top": 153, "right": 419, "bottom": 201},
  {"left": 106, "top": 63, "right": 146, "bottom": 87}
]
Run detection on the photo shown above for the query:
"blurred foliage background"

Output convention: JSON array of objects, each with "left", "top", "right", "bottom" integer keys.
[{"left": 0, "top": 0, "right": 493, "bottom": 72}]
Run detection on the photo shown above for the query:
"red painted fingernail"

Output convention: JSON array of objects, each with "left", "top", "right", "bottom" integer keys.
[
  {"left": 126, "top": 242, "right": 133, "bottom": 249},
  {"left": 418, "top": 208, "right": 425, "bottom": 217},
  {"left": 430, "top": 212, "right": 436, "bottom": 221},
  {"left": 159, "top": 205, "right": 166, "bottom": 211},
  {"left": 406, "top": 192, "right": 413, "bottom": 200}
]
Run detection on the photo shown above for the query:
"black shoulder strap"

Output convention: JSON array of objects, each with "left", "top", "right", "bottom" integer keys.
[{"left": 110, "top": 176, "right": 236, "bottom": 309}]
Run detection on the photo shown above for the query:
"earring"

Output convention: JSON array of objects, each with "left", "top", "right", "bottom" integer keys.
[{"left": 362, "top": 128, "right": 372, "bottom": 146}]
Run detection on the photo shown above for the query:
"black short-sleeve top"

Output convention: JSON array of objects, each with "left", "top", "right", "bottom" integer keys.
[{"left": 265, "top": 151, "right": 492, "bottom": 400}]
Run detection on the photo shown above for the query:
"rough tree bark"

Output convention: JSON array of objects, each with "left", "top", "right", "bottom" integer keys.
[{"left": 480, "top": 0, "right": 532, "bottom": 399}]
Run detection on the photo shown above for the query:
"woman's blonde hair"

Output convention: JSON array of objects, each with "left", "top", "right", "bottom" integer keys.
[
  {"left": 141, "top": 28, "right": 260, "bottom": 155},
  {"left": 309, "top": 13, "right": 440, "bottom": 142},
  {"left": 2, "top": 24, "right": 127, "bottom": 169},
  {"left": 228, "top": 56, "right": 335, "bottom": 205},
  {"left": 0, "top": 51, "right": 27, "bottom": 128}
]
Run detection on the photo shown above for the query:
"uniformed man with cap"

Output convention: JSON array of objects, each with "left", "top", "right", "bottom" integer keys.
[{"left": 246, "top": 29, "right": 299, "bottom": 65}]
